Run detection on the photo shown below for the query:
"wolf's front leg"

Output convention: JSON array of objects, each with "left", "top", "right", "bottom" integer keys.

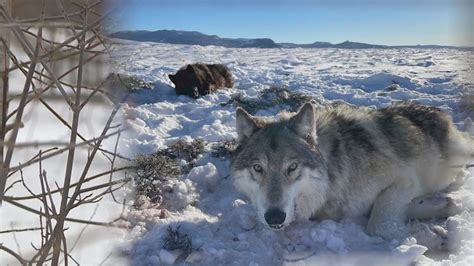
[{"left": 367, "top": 179, "right": 420, "bottom": 240}]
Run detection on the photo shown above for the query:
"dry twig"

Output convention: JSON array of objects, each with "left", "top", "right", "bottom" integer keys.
[{"left": 0, "top": 1, "right": 130, "bottom": 264}]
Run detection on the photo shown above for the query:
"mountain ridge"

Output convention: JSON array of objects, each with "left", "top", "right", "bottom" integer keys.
[{"left": 109, "top": 30, "right": 470, "bottom": 50}]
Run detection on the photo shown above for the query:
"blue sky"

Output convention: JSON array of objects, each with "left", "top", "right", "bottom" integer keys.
[{"left": 110, "top": 0, "right": 473, "bottom": 46}]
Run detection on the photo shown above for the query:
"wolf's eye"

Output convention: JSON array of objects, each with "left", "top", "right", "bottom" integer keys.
[
  {"left": 253, "top": 164, "right": 263, "bottom": 173},
  {"left": 288, "top": 162, "right": 298, "bottom": 173}
]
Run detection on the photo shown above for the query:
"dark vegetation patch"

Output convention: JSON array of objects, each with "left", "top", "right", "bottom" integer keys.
[
  {"left": 106, "top": 73, "right": 155, "bottom": 103},
  {"left": 132, "top": 137, "right": 242, "bottom": 207},
  {"left": 211, "top": 139, "right": 239, "bottom": 159},
  {"left": 162, "top": 225, "right": 193, "bottom": 259},
  {"left": 133, "top": 139, "right": 206, "bottom": 203},
  {"left": 161, "top": 139, "right": 207, "bottom": 165},
  {"left": 116, "top": 74, "right": 154, "bottom": 90},
  {"left": 221, "top": 86, "right": 320, "bottom": 115}
]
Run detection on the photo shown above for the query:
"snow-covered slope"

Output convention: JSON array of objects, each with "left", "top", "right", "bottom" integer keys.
[{"left": 112, "top": 40, "right": 474, "bottom": 265}]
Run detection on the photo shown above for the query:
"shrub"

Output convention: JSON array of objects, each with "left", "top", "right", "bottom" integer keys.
[
  {"left": 222, "top": 86, "right": 319, "bottom": 114},
  {"left": 211, "top": 139, "right": 238, "bottom": 159},
  {"left": 162, "top": 225, "right": 193, "bottom": 257},
  {"left": 133, "top": 139, "right": 206, "bottom": 203},
  {"left": 116, "top": 73, "right": 154, "bottom": 90}
]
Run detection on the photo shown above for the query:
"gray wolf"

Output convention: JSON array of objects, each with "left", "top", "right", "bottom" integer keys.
[
  {"left": 168, "top": 63, "right": 234, "bottom": 98},
  {"left": 230, "top": 102, "right": 473, "bottom": 248}
]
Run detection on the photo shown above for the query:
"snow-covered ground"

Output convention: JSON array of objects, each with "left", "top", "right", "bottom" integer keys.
[{"left": 112, "top": 40, "right": 474, "bottom": 265}]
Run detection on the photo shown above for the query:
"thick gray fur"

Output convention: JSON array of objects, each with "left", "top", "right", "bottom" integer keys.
[{"left": 231, "top": 102, "right": 473, "bottom": 250}]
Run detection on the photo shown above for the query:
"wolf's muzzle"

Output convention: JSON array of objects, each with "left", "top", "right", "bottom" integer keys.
[{"left": 264, "top": 208, "right": 286, "bottom": 229}]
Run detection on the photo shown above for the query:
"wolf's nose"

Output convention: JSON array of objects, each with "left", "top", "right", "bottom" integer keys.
[{"left": 264, "top": 208, "right": 286, "bottom": 227}]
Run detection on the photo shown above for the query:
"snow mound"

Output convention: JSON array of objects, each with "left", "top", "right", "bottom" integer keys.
[{"left": 334, "top": 73, "right": 418, "bottom": 91}]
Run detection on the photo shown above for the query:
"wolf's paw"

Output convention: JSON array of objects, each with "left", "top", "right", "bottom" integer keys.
[
  {"left": 410, "top": 223, "right": 449, "bottom": 251},
  {"left": 407, "top": 194, "right": 459, "bottom": 219}
]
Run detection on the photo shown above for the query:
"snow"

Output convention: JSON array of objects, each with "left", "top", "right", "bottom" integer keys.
[
  {"left": 159, "top": 249, "right": 178, "bottom": 264},
  {"left": 186, "top": 163, "right": 219, "bottom": 193},
  {"left": 111, "top": 40, "right": 474, "bottom": 265}
]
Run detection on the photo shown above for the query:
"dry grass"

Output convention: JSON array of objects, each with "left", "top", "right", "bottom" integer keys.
[
  {"left": 133, "top": 139, "right": 206, "bottom": 204},
  {"left": 162, "top": 225, "right": 193, "bottom": 257},
  {"left": 222, "top": 86, "right": 319, "bottom": 114},
  {"left": 115, "top": 73, "right": 154, "bottom": 91},
  {"left": 211, "top": 139, "right": 238, "bottom": 159}
]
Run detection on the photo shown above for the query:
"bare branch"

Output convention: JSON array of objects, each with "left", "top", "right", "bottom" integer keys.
[
  {"left": 0, "top": 244, "right": 27, "bottom": 265},
  {"left": 0, "top": 227, "right": 42, "bottom": 234},
  {"left": 1, "top": 1, "right": 128, "bottom": 264},
  {"left": 0, "top": 23, "right": 43, "bottom": 203}
]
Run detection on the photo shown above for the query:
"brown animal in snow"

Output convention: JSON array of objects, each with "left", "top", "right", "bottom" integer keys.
[{"left": 168, "top": 63, "right": 234, "bottom": 98}]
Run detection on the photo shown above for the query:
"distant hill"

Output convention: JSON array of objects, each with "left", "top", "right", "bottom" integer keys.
[
  {"left": 109, "top": 30, "right": 280, "bottom": 48},
  {"left": 333, "top": 41, "right": 385, "bottom": 49},
  {"left": 109, "top": 30, "right": 469, "bottom": 50}
]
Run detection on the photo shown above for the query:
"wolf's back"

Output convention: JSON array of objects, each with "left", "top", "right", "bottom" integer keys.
[{"left": 377, "top": 103, "right": 455, "bottom": 157}]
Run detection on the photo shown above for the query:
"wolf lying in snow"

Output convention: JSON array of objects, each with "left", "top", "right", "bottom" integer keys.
[
  {"left": 168, "top": 63, "right": 234, "bottom": 98},
  {"left": 231, "top": 102, "right": 473, "bottom": 249}
]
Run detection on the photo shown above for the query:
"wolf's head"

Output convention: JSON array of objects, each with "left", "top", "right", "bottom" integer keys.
[{"left": 231, "top": 103, "right": 329, "bottom": 230}]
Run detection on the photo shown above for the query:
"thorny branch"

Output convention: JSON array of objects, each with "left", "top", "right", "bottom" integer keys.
[{"left": 0, "top": 1, "right": 130, "bottom": 264}]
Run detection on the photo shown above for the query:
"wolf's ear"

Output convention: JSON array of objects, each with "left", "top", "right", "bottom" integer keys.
[
  {"left": 236, "top": 107, "right": 259, "bottom": 141},
  {"left": 289, "top": 103, "right": 316, "bottom": 144},
  {"left": 168, "top": 74, "right": 176, "bottom": 83}
]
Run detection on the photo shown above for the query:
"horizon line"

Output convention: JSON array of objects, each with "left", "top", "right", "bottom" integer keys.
[{"left": 110, "top": 28, "right": 472, "bottom": 48}]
